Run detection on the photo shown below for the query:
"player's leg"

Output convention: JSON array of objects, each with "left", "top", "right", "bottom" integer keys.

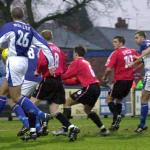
[
  {"left": 106, "top": 94, "right": 117, "bottom": 125},
  {"left": 0, "top": 79, "right": 30, "bottom": 136},
  {"left": 108, "top": 80, "right": 133, "bottom": 131},
  {"left": 29, "top": 78, "right": 55, "bottom": 136},
  {"left": 7, "top": 57, "right": 49, "bottom": 139},
  {"left": 21, "top": 80, "right": 41, "bottom": 136},
  {"left": 63, "top": 91, "right": 73, "bottom": 119},
  {"left": 135, "top": 91, "right": 150, "bottom": 132},
  {"left": 50, "top": 102, "right": 80, "bottom": 141},
  {"left": 50, "top": 103, "right": 71, "bottom": 135},
  {"left": 84, "top": 104, "right": 109, "bottom": 136},
  {"left": 63, "top": 95, "right": 78, "bottom": 120},
  {"left": 107, "top": 82, "right": 119, "bottom": 126},
  {"left": 0, "top": 78, "right": 8, "bottom": 113},
  {"left": 8, "top": 85, "right": 30, "bottom": 136},
  {"left": 9, "top": 85, "right": 48, "bottom": 124},
  {"left": 82, "top": 84, "right": 109, "bottom": 136},
  {"left": 49, "top": 77, "right": 79, "bottom": 141}
]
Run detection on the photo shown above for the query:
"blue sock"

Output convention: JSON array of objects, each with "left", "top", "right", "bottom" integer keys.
[
  {"left": 18, "top": 96, "right": 45, "bottom": 121},
  {"left": 12, "top": 104, "right": 29, "bottom": 128},
  {"left": 35, "top": 116, "right": 41, "bottom": 132},
  {"left": 140, "top": 103, "right": 148, "bottom": 128},
  {"left": 0, "top": 96, "right": 7, "bottom": 113}
]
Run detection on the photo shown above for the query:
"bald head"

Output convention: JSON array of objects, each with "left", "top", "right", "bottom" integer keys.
[
  {"left": 41, "top": 30, "right": 53, "bottom": 41},
  {"left": 11, "top": 7, "right": 24, "bottom": 20}
]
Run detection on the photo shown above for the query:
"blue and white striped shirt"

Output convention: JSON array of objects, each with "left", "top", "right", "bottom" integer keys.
[{"left": 0, "top": 21, "right": 54, "bottom": 68}]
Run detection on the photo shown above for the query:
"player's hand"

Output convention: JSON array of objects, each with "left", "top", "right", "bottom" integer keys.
[
  {"left": 49, "top": 67, "right": 56, "bottom": 77},
  {"left": 126, "top": 62, "right": 134, "bottom": 68},
  {"left": 101, "top": 76, "right": 108, "bottom": 86},
  {"left": 101, "top": 76, "right": 107, "bottom": 82},
  {"left": 133, "top": 55, "right": 140, "bottom": 60},
  {"left": 34, "top": 70, "right": 40, "bottom": 76}
]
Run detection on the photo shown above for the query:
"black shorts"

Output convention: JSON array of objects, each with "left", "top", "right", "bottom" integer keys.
[
  {"left": 70, "top": 83, "right": 100, "bottom": 108},
  {"left": 110, "top": 80, "right": 133, "bottom": 100},
  {"left": 32, "top": 76, "right": 65, "bottom": 104}
]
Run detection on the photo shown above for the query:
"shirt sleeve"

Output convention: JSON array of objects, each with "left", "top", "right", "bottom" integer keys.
[
  {"left": 36, "top": 50, "right": 47, "bottom": 73},
  {"left": 61, "top": 60, "right": 78, "bottom": 80},
  {"left": 61, "top": 50, "right": 67, "bottom": 73},
  {"left": 31, "top": 28, "right": 55, "bottom": 69},
  {"left": 63, "top": 77, "right": 79, "bottom": 85},
  {"left": 139, "top": 41, "right": 150, "bottom": 53},
  {"left": 105, "top": 51, "right": 117, "bottom": 69},
  {"left": 0, "top": 23, "right": 12, "bottom": 46}
]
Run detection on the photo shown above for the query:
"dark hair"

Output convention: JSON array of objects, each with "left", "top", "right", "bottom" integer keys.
[
  {"left": 74, "top": 46, "right": 86, "bottom": 57},
  {"left": 11, "top": 7, "right": 24, "bottom": 20},
  {"left": 41, "top": 30, "right": 53, "bottom": 41},
  {"left": 113, "top": 36, "right": 125, "bottom": 45},
  {"left": 135, "top": 31, "right": 146, "bottom": 39}
]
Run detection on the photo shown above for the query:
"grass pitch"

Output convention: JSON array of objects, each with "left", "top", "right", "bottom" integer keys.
[{"left": 0, "top": 117, "right": 150, "bottom": 150}]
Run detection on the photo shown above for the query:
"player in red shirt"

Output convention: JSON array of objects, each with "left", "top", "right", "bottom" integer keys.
[
  {"left": 57, "top": 46, "right": 110, "bottom": 136},
  {"left": 31, "top": 30, "right": 79, "bottom": 141},
  {"left": 102, "top": 36, "right": 138, "bottom": 131}
]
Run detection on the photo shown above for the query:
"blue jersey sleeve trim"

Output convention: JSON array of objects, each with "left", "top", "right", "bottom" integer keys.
[{"left": 0, "top": 22, "right": 13, "bottom": 38}]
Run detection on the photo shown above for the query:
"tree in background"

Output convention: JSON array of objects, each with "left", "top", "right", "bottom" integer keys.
[
  {"left": 0, "top": 0, "right": 93, "bottom": 29},
  {"left": 0, "top": 0, "right": 13, "bottom": 24}
]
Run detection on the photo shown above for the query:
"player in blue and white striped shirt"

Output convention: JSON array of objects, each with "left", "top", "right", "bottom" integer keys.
[{"left": 133, "top": 31, "right": 150, "bottom": 133}]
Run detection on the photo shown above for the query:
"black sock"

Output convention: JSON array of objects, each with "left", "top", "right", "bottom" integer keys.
[
  {"left": 115, "top": 103, "right": 122, "bottom": 115},
  {"left": 108, "top": 102, "right": 115, "bottom": 114},
  {"left": 88, "top": 112, "right": 103, "bottom": 128},
  {"left": 55, "top": 112, "right": 71, "bottom": 130},
  {"left": 108, "top": 102, "right": 117, "bottom": 123},
  {"left": 63, "top": 108, "right": 71, "bottom": 120}
]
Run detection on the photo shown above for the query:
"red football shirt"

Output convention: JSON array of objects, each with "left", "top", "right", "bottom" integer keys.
[
  {"left": 62, "top": 57, "right": 99, "bottom": 87},
  {"left": 105, "top": 47, "right": 139, "bottom": 81},
  {"left": 36, "top": 42, "right": 66, "bottom": 78}
]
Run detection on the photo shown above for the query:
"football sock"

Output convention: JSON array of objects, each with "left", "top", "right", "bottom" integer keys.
[
  {"left": 55, "top": 112, "right": 71, "bottom": 131},
  {"left": 0, "top": 96, "right": 7, "bottom": 113},
  {"left": 12, "top": 104, "right": 29, "bottom": 128},
  {"left": 28, "top": 112, "right": 36, "bottom": 128},
  {"left": 108, "top": 101, "right": 117, "bottom": 123},
  {"left": 88, "top": 111, "right": 103, "bottom": 128},
  {"left": 17, "top": 96, "right": 45, "bottom": 121},
  {"left": 63, "top": 107, "right": 71, "bottom": 119},
  {"left": 35, "top": 116, "right": 41, "bottom": 132},
  {"left": 115, "top": 103, "right": 122, "bottom": 115},
  {"left": 140, "top": 103, "right": 148, "bottom": 128},
  {"left": 108, "top": 101, "right": 115, "bottom": 114}
]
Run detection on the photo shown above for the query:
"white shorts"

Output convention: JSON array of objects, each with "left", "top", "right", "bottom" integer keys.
[
  {"left": 21, "top": 80, "right": 39, "bottom": 97},
  {"left": 6, "top": 56, "right": 28, "bottom": 86},
  {"left": 143, "top": 76, "right": 150, "bottom": 91}
]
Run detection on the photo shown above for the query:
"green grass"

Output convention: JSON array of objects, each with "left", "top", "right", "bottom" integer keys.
[{"left": 0, "top": 117, "right": 150, "bottom": 150}]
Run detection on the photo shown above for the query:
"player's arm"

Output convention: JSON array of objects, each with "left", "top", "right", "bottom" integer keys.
[
  {"left": 102, "top": 67, "right": 112, "bottom": 81},
  {"left": 36, "top": 50, "right": 46, "bottom": 74},
  {"left": 31, "top": 28, "right": 55, "bottom": 72},
  {"left": 61, "top": 50, "right": 68, "bottom": 73},
  {"left": 63, "top": 77, "right": 79, "bottom": 85},
  {"left": 0, "top": 23, "right": 12, "bottom": 46},
  {"left": 102, "top": 51, "right": 117, "bottom": 82},
  {"left": 133, "top": 62, "right": 144, "bottom": 72},
  {"left": 141, "top": 47, "right": 150, "bottom": 57},
  {"left": 61, "top": 61, "right": 78, "bottom": 80},
  {"left": 132, "top": 47, "right": 150, "bottom": 65},
  {"left": 128, "top": 53, "right": 144, "bottom": 68}
]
